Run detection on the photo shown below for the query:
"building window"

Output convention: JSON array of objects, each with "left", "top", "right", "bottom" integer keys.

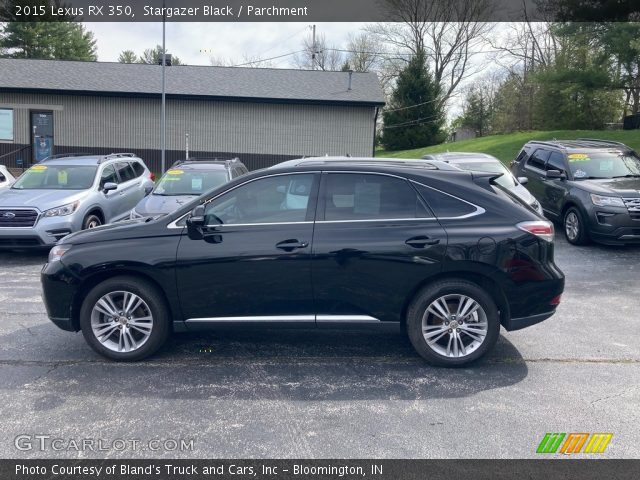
[{"left": 0, "top": 109, "right": 14, "bottom": 142}]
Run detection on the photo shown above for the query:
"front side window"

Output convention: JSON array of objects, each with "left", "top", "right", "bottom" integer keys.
[
  {"left": 100, "top": 165, "right": 118, "bottom": 188},
  {"left": 204, "top": 173, "right": 315, "bottom": 225},
  {"left": 546, "top": 152, "right": 567, "bottom": 173},
  {"left": 12, "top": 164, "right": 97, "bottom": 190},
  {"left": 566, "top": 150, "right": 640, "bottom": 179},
  {"left": 323, "top": 173, "right": 429, "bottom": 221}
]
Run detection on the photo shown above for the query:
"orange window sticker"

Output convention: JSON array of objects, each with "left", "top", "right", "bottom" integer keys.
[
  {"left": 30, "top": 165, "right": 47, "bottom": 172},
  {"left": 166, "top": 169, "right": 184, "bottom": 175}
]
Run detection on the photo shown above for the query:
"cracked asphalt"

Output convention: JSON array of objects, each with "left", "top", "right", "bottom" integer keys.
[{"left": 0, "top": 237, "right": 638, "bottom": 459}]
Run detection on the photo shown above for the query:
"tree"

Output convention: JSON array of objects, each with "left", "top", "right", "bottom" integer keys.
[
  {"left": 118, "top": 50, "right": 137, "bottom": 64},
  {"left": 293, "top": 32, "right": 343, "bottom": 71},
  {"left": 344, "top": 32, "right": 381, "bottom": 73},
  {"left": 381, "top": 52, "right": 444, "bottom": 150},
  {"left": 138, "top": 45, "right": 182, "bottom": 65},
  {"left": 0, "top": 22, "right": 97, "bottom": 60}
]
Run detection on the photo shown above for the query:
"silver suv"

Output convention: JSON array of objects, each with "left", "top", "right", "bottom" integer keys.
[{"left": 0, "top": 153, "right": 154, "bottom": 248}]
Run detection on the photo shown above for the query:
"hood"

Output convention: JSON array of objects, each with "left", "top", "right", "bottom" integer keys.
[
  {"left": 0, "top": 188, "right": 88, "bottom": 210},
  {"left": 573, "top": 177, "right": 640, "bottom": 196},
  {"left": 510, "top": 183, "right": 537, "bottom": 204},
  {"left": 134, "top": 193, "right": 199, "bottom": 216},
  {"left": 61, "top": 217, "right": 157, "bottom": 245}
]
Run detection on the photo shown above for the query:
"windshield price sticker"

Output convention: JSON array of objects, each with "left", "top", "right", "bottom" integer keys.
[
  {"left": 166, "top": 170, "right": 184, "bottom": 175},
  {"left": 568, "top": 153, "right": 590, "bottom": 162},
  {"left": 30, "top": 165, "right": 47, "bottom": 172}
]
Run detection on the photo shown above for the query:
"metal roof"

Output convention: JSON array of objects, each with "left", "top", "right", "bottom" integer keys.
[{"left": 0, "top": 58, "right": 385, "bottom": 106}]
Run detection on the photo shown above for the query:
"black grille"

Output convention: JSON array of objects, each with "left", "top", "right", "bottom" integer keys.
[
  {"left": 623, "top": 198, "right": 640, "bottom": 221},
  {"left": 0, "top": 237, "right": 42, "bottom": 246},
  {"left": 0, "top": 209, "right": 39, "bottom": 227}
]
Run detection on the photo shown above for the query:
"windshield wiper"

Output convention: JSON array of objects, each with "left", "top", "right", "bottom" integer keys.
[{"left": 612, "top": 174, "right": 640, "bottom": 178}]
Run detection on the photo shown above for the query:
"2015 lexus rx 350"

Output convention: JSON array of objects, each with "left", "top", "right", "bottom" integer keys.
[{"left": 41, "top": 158, "right": 565, "bottom": 366}]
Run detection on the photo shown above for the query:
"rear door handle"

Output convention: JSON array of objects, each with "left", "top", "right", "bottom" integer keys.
[
  {"left": 405, "top": 236, "right": 440, "bottom": 248},
  {"left": 276, "top": 239, "right": 309, "bottom": 252}
]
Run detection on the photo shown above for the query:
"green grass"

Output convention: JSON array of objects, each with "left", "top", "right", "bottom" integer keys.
[{"left": 376, "top": 130, "right": 640, "bottom": 164}]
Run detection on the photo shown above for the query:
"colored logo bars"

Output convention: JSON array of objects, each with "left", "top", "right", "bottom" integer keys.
[{"left": 537, "top": 433, "right": 613, "bottom": 454}]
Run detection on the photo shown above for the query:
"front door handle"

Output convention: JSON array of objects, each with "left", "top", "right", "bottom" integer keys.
[
  {"left": 405, "top": 236, "right": 440, "bottom": 248},
  {"left": 276, "top": 239, "right": 309, "bottom": 252}
]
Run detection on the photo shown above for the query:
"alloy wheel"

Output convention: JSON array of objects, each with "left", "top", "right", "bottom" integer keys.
[
  {"left": 565, "top": 212, "right": 579, "bottom": 241},
  {"left": 90, "top": 291, "right": 154, "bottom": 353},
  {"left": 421, "top": 294, "right": 488, "bottom": 358}
]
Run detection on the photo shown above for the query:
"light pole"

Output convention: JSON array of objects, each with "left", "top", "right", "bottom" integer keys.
[{"left": 160, "top": 5, "right": 167, "bottom": 173}]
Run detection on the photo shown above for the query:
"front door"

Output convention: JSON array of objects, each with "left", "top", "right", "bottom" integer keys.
[
  {"left": 311, "top": 172, "right": 447, "bottom": 324},
  {"left": 176, "top": 172, "right": 320, "bottom": 323},
  {"left": 542, "top": 151, "right": 569, "bottom": 218}
]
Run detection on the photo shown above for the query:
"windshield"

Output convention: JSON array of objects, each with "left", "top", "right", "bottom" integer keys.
[
  {"left": 12, "top": 164, "right": 97, "bottom": 190},
  {"left": 568, "top": 151, "right": 640, "bottom": 179},
  {"left": 154, "top": 168, "right": 229, "bottom": 196},
  {"left": 454, "top": 161, "right": 517, "bottom": 188}
]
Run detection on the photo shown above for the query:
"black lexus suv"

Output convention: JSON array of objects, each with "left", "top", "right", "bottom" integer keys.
[
  {"left": 41, "top": 158, "right": 565, "bottom": 366},
  {"left": 511, "top": 139, "right": 640, "bottom": 245}
]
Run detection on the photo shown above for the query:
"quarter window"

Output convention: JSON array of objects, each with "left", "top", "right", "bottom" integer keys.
[
  {"left": 204, "top": 174, "right": 315, "bottom": 225},
  {"left": 526, "top": 149, "right": 550, "bottom": 171},
  {"left": 414, "top": 184, "right": 477, "bottom": 218},
  {"left": 323, "top": 173, "right": 429, "bottom": 221}
]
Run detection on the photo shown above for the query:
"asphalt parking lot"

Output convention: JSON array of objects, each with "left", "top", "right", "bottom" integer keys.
[{"left": 0, "top": 237, "right": 638, "bottom": 459}]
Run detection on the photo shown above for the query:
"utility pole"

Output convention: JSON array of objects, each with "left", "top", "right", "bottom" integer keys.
[
  {"left": 160, "top": 5, "right": 167, "bottom": 174},
  {"left": 311, "top": 24, "right": 316, "bottom": 70}
]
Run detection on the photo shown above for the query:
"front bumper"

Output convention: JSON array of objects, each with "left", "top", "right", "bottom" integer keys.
[
  {"left": 587, "top": 207, "right": 640, "bottom": 245},
  {"left": 41, "top": 260, "right": 80, "bottom": 331},
  {"left": 0, "top": 216, "right": 78, "bottom": 248}
]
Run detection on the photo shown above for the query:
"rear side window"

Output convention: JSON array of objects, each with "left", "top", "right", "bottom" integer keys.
[
  {"left": 131, "top": 161, "right": 145, "bottom": 177},
  {"left": 526, "top": 149, "right": 550, "bottom": 170},
  {"left": 323, "top": 173, "right": 429, "bottom": 221},
  {"left": 115, "top": 162, "right": 136, "bottom": 183},
  {"left": 414, "top": 184, "right": 477, "bottom": 218}
]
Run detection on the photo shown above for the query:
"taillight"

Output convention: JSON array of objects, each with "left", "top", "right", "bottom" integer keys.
[
  {"left": 516, "top": 220, "right": 554, "bottom": 242},
  {"left": 150, "top": 172, "right": 156, "bottom": 182},
  {"left": 550, "top": 294, "right": 562, "bottom": 306}
]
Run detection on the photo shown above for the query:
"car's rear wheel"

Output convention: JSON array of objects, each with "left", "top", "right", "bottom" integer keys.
[
  {"left": 564, "top": 207, "right": 589, "bottom": 245},
  {"left": 82, "top": 213, "right": 102, "bottom": 230},
  {"left": 406, "top": 280, "right": 500, "bottom": 367},
  {"left": 79, "top": 276, "right": 170, "bottom": 361}
]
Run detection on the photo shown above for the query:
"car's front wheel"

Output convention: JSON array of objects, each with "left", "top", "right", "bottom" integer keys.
[
  {"left": 82, "top": 213, "right": 102, "bottom": 230},
  {"left": 406, "top": 280, "right": 500, "bottom": 367},
  {"left": 564, "top": 207, "right": 590, "bottom": 245},
  {"left": 79, "top": 276, "right": 170, "bottom": 361}
]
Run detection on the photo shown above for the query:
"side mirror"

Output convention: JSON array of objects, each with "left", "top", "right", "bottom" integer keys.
[
  {"left": 144, "top": 185, "right": 153, "bottom": 196},
  {"left": 187, "top": 205, "right": 206, "bottom": 227},
  {"left": 545, "top": 169, "right": 565, "bottom": 180},
  {"left": 103, "top": 182, "right": 118, "bottom": 193},
  {"left": 517, "top": 176, "right": 529, "bottom": 185}
]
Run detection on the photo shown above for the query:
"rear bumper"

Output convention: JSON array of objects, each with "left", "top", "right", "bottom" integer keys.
[
  {"left": 503, "top": 310, "right": 556, "bottom": 331},
  {"left": 41, "top": 260, "right": 80, "bottom": 331}
]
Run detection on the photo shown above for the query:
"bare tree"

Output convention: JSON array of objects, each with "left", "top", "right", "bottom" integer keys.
[
  {"left": 293, "top": 32, "right": 343, "bottom": 71},
  {"left": 367, "top": 0, "right": 494, "bottom": 106},
  {"left": 344, "top": 32, "right": 382, "bottom": 72}
]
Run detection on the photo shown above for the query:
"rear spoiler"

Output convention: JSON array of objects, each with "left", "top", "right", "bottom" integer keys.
[{"left": 471, "top": 171, "right": 503, "bottom": 192}]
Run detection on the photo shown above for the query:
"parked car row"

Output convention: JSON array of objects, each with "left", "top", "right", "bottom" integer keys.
[{"left": 0, "top": 154, "right": 247, "bottom": 248}]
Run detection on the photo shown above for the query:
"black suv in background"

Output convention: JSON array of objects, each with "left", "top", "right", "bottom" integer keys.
[
  {"left": 41, "top": 158, "right": 565, "bottom": 366},
  {"left": 511, "top": 139, "right": 640, "bottom": 245}
]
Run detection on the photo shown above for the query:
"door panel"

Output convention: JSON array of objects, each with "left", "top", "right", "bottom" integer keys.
[
  {"left": 311, "top": 173, "right": 447, "bottom": 323},
  {"left": 176, "top": 172, "right": 319, "bottom": 321},
  {"left": 542, "top": 151, "right": 569, "bottom": 217},
  {"left": 523, "top": 149, "right": 550, "bottom": 205}
]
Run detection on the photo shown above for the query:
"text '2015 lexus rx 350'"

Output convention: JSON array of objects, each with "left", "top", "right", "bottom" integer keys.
[{"left": 41, "top": 158, "right": 565, "bottom": 367}]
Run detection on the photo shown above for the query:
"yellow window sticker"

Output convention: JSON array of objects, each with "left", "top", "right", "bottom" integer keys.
[
  {"left": 568, "top": 153, "right": 589, "bottom": 161},
  {"left": 30, "top": 165, "right": 47, "bottom": 172},
  {"left": 166, "top": 169, "right": 184, "bottom": 175},
  {"left": 58, "top": 170, "right": 68, "bottom": 185}
]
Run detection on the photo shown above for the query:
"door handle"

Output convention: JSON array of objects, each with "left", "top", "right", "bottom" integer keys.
[
  {"left": 405, "top": 236, "right": 440, "bottom": 248},
  {"left": 276, "top": 239, "right": 309, "bottom": 252}
]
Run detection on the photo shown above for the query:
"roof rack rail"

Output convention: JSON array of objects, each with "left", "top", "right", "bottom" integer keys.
[
  {"left": 42, "top": 152, "right": 93, "bottom": 161},
  {"left": 576, "top": 138, "right": 629, "bottom": 148},
  {"left": 105, "top": 153, "right": 136, "bottom": 159}
]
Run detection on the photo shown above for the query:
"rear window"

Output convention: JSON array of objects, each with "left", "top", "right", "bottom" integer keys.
[{"left": 414, "top": 184, "right": 477, "bottom": 218}]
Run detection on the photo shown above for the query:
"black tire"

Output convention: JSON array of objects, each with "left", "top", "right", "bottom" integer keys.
[
  {"left": 79, "top": 276, "right": 170, "bottom": 361},
  {"left": 563, "top": 206, "right": 590, "bottom": 245},
  {"left": 406, "top": 279, "right": 500, "bottom": 367},
  {"left": 82, "top": 213, "right": 102, "bottom": 230}
]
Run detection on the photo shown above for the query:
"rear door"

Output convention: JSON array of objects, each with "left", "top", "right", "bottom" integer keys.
[
  {"left": 99, "top": 164, "right": 127, "bottom": 221},
  {"left": 311, "top": 172, "right": 447, "bottom": 325},
  {"left": 523, "top": 148, "right": 550, "bottom": 202},
  {"left": 114, "top": 161, "right": 142, "bottom": 214}
]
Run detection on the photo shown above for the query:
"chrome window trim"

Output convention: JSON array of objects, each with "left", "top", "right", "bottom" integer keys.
[
  {"left": 317, "top": 218, "right": 437, "bottom": 224},
  {"left": 410, "top": 180, "right": 486, "bottom": 220},
  {"left": 316, "top": 315, "right": 380, "bottom": 323}
]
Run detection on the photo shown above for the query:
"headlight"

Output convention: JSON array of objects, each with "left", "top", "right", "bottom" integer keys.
[
  {"left": 48, "top": 244, "right": 72, "bottom": 263},
  {"left": 43, "top": 201, "right": 79, "bottom": 217},
  {"left": 590, "top": 194, "right": 625, "bottom": 208}
]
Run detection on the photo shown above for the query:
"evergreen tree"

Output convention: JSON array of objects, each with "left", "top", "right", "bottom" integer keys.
[
  {"left": 118, "top": 50, "right": 137, "bottom": 64},
  {"left": 138, "top": 45, "right": 182, "bottom": 65},
  {"left": 381, "top": 52, "right": 444, "bottom": 150}
]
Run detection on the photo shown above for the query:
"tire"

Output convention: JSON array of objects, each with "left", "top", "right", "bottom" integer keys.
[
  {"left": 82, "top": 213, "right": 102, "bottom": 230},
  {"left": 563, "top": 206, "right": 590, "bottom": 245},
  {"left": 406, "top": 279, "right": 500, "bottom": 367},
  {"left": 79, "top": 276, "right": 170, "bottom": 361}
]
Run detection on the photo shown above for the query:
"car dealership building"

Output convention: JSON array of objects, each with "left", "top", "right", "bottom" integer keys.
[{"left": 0, "top": 58, "right": 384, "bottom": 172}]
